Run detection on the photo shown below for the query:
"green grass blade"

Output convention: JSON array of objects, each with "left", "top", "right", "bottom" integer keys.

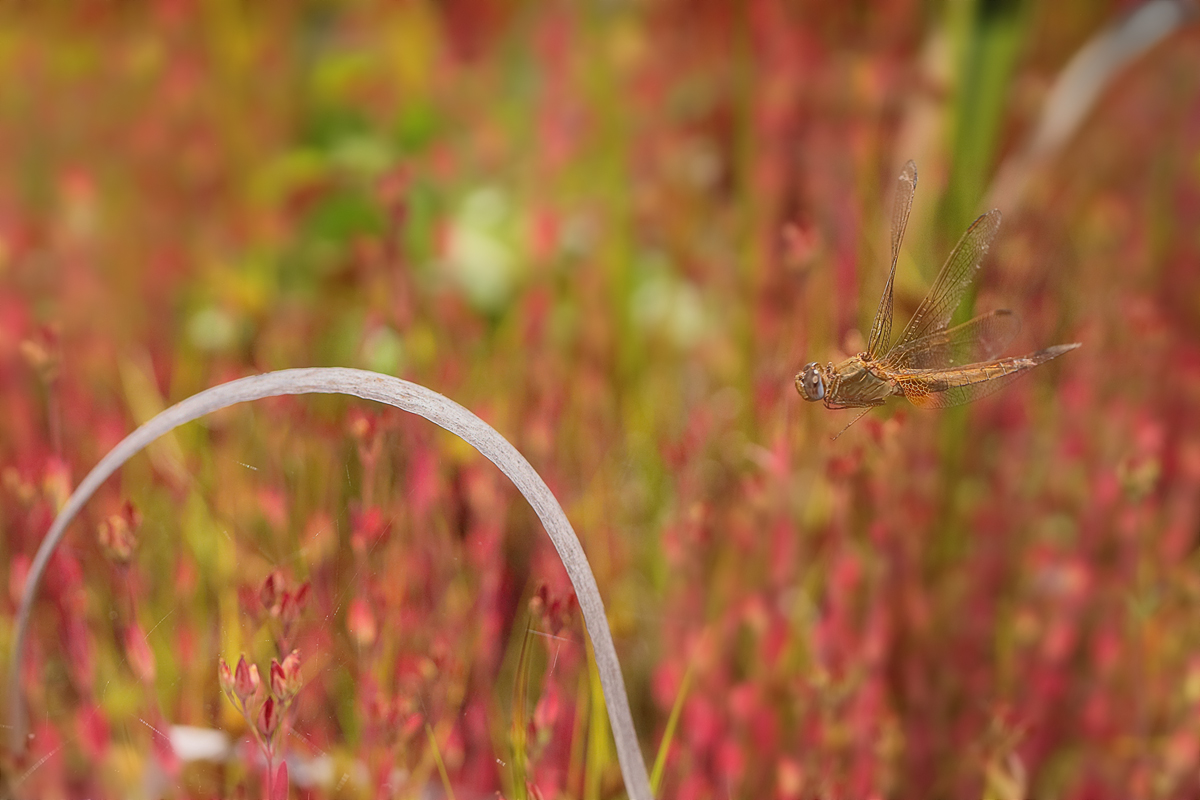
[
  {"left": 650, "top": 664, "right": 692, "bottom": 795},
  {"left": 510, "top": 621, "right": 535, "bottom": 800},
  {"left": 427, "top": 722, "right": 457, "bottom": 800}
]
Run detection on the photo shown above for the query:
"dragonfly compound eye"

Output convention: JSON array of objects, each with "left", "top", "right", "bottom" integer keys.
[{"left": 797, "top": 363, "right": 825, "bottom": 401}]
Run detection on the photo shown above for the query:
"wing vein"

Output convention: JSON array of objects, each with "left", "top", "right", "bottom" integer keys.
[
  {"left": 865, "top": 161, "right": 917, "bottom": 359},
  {"left": 889, "top": 209, "right": 1001, "bottom": 355}
]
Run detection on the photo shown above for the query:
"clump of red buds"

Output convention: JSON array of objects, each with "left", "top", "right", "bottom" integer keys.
[
  {"left": 257, "top": 570, "right": 310, "bottom": 650},
  {"left": 529, "top": 581, "right": 578, "bottom": 638},
  {"left": 218, "top": 649, "right": 303, "bottom": 797},
  {"left": 97, "top": 501, "right": 142, "bottom": 565},
  {"left": 270, "top": 650, "right": 303, "bottom": 704}
]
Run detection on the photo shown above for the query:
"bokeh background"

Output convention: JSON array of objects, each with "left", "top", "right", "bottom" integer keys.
[{"left": 2, "top": 1, "right": 1200, "bottom": 798}]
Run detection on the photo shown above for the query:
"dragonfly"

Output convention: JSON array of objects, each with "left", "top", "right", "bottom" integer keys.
[{"left": 795, "top": 161, "right": 1079, "bottom": 432}]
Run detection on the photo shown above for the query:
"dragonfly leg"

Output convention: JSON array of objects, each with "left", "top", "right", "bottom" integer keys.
[{"left": 830, "top": 407, "right": 874, "bottom": 441}]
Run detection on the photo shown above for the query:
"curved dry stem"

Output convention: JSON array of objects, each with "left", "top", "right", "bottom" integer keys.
[
  {"left": 987, "top": 0, "right": 1197, "bottom": 210},
  {"left": 5, "top": 367, "right": 652, "bottom": 800}
]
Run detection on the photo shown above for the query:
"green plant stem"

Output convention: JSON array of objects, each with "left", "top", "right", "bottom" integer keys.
[{"left": 650, "top": 663, "right": 692, "bottom": 795}]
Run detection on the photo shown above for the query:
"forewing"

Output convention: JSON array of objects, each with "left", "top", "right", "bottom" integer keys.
[
  {"left": 891, "top": 209, "right": 1002, "bottom": 353},
  {"left": 881, "top": 309, "right": 1020, "bottom": 370},
  {"left": 865, "top": 160, "right": 917, "bottom": 359}
]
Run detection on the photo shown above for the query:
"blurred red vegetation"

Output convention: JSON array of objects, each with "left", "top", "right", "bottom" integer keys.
[{"left": 2, "top": 1, "right": 1200, "bottom": 798}]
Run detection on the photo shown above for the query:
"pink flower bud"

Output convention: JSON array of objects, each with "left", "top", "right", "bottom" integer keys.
[
  {"left": 218, "top": 657, "right": 233, "bottom": 696},
  {"left": 233, "top": 655, "right": 259, "bottom": 701},
  {"left": 260, "top": 570, "right": 283, "bottom": 615},
  {"left": 279, "top": 581, "right": 311, "bottom": 630},
  {"left": 257, "top": 696, "right": 280, "bottom": 739},
  {"left": 350, "top": 506, "right": 389, "bottom": 554},
  {"left": 347, "top": 408, "right": 377, "bottom": 443},
  {"left": 97, "top": 502, "right": 140, "bottom": 564},
  {"left": 532, "top": 683, "right": 560, "bottom": 741},
  {"left": 402, "top": 712, "right": 424, "bottom": 739},
  {"left": 280, "top": 650, "right": 302, "bottom": 699},
  {"left": 42, "top": 456, "right": 72, "bottom": 512},
  {"left": 270, "top": 760, "right": 289, "bottom": 800},
  {"left": 270, "top": 658, "right": 287, "bottom": 700},
  {"left": 347, "top": 598, "right": 377, "bottom": 647}
]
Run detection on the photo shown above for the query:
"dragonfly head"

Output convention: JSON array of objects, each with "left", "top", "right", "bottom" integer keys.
[{"left": 796, "top": 362, "right": 827, "bottom": 402}]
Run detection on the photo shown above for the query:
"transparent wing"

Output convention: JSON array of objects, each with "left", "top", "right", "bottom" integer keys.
[
  {"left": 881, "top": 309, "right": 1020, "bottom": 371},
  {"left": 895, "top": 343, "right": 1080, "bottom": 408},
  {"left": 890, "top": 209, "right": 1002, "bottom": 354},
  {"left": 865, "top": 160, "right": 917, "bottom": 359},
  {"left": 897, "top": 372, "right": 1028, "bottom": 408}
]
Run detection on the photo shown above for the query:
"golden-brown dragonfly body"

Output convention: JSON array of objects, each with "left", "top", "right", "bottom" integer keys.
[
  {"left": 805, "top": 355, "right": 897, "bottom": 409},
  {"left": 796, "top": 161, "right": 1079, "bottom": 416}
]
